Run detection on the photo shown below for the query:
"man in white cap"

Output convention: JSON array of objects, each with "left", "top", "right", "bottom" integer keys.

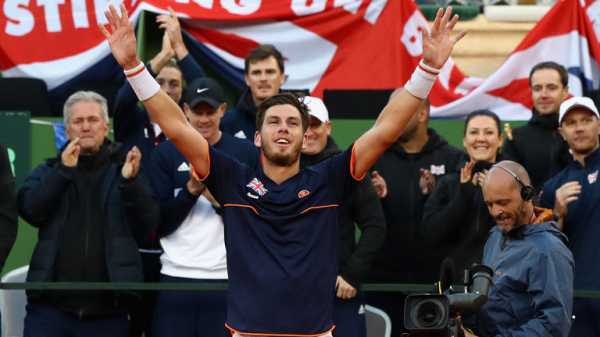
[
  {"left": 540, "top": 96, "right": 600, "bottom": 337},
  {"left": 300, "top": 96, "right": 386, "bottom": 337}
]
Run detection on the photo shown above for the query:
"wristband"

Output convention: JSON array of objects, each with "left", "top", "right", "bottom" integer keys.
[
  {"left": 124, "top": 63, "right": 160, "bottom": 101},
  {"left": 404, "top": 60, "right": 440, "bottom": 100}
]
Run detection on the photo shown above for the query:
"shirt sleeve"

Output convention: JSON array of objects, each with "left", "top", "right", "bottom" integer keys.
[
  {"left": 198, "top": 146, "right": 247, "bottom": 204},
  {"left": 316, "top": 144, "right": 363, "bottom": 203}
]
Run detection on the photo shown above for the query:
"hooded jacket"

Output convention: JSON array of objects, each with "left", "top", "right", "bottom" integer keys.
[
  {"left": 502, "top": 112, "right": 571, "bottom": 190},
  {"left": 478, "top": 222, "right": 574, "bottom": 337},
  {"left": 370, "top": 129, "right": 465, "bottom": 283},
  {"left": 300, "top": 137, "right": 386, "bottom": 288}
]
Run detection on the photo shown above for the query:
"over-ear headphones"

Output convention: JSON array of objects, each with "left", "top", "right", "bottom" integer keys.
[{"left": 492, "top": 165, "right": 536, "bottom": 201}]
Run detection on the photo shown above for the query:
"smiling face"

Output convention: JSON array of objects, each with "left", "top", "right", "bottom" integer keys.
[
  {"left": 530, "top": 68, "right": 569, "bottom": 116},
  {"left": 255, "top": 104, "right": 305, "bottom": 167},
  {"left": 302, "top": 116, "right": 331, "bottom": 156},
  {"left": 463, "top": 115, "right": 502, "bottom": 163},
  {"left": 184, "top": 102, "right": 226, "bottom": 145},
  {"left": 65, "top": 100, "right": 109, "bottom": 154},
  {"left": 559, "top": 108, "right": 600, "bottom": 157},
  {"left": 245, "top": 56, "right": 285, "bottom": 106}
]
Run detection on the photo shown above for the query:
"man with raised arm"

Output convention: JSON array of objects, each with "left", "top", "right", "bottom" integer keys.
[{"left": 101, "top": 5, "right": 464, "bottom": 336}]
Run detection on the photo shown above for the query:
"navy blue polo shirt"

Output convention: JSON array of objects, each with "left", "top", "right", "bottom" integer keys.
[
  {"left": 200, "top": 144, "right": 360, "bottom": 336},
  {"left": 541, "top": 147, "right": 600, "bottom": 291}
]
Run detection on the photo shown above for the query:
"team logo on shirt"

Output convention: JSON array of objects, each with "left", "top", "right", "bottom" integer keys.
[
  {"left": 588, "top": 170, "right": 598, "bottom": 184},
  {"left": 430, "top": 164, "right": 446, "bottom": 175},
  {"left": 246, "top": 178, "right": 268, "bottom": 196},
  {"left": 297, "top": 189, "right": 310, "bottom": 199}
]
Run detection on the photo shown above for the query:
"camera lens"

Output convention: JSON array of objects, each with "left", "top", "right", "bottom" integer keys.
[{"left": 412, "top": 299, "right": 446, "bottom": 328}]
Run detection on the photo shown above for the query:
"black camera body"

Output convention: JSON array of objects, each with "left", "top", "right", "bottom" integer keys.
[{"left": 403, "top": 264, "right": 493, "bottom": 337}]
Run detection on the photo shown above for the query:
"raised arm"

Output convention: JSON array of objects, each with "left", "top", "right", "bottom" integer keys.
[
  {"left": 100, "top": 5, "right": 210, "bottom": 178},
  {"left": 353, "top": 8, "right": 465, "bottom": 178}
]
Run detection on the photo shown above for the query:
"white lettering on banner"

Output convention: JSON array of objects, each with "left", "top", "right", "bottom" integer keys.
[
  {"left": 364, "top": 0, "right": 387, "bottom": 24},
  {"left": 37, "top": 0, "right": 65, "bottom": 32},
  {"left": 221, "top": 0, "right": 260, "bottom": 15},
  {"left": 333, "top": 0, "right": 362, "bottom": 15},
  {"left": 72, "top": 0, "right": 89, "bottom": 28},
  {"left": 4, "top": 0, "right": 35, "bottom": 36},
  {"left": 401, "top": 10, "right": 428, "bottom": 57},
  {"left": 291, "top": 0, "right": 326, "bottom": 16},
  {"left": 174, "top": 0, "right": 214, "bottom": 8}
]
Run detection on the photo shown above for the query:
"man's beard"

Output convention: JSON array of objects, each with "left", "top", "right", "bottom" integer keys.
[{"left": 262, "top": 140, "right": 302, "bottom": 167}]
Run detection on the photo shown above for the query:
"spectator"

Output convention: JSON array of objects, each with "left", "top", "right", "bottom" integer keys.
[
  {"left": 102, "top": 4, "right": 463, "bottom": 335},
  {"left": 0, "top": 144, "right": 17, "bottom": 272},
  {"left": 18, "top": 91, "right": 159, "bottom": 337},
  {"left": 151, "top": 77, "right": 258, "bottom": 337},
  {"left": 540, "top": 96, "right": 600, "bottom": 337},
  {"left": 466, "top": 161, "right": 573, "bottom": 337},
  {"left": 367, "top": 94, "right": 464, "bottom": 336},
  {"left": 220, "top": 44, "right": 286, "bottom": 141},
  {"left": 502, "top": 61, "right": 571, "bottom": 191},
  {"left": 421, "top": 110, "right": 503, "bottom": 274},
  {"left": 300, "top": 96, "right": 386, "bottom": 337},
  {"left": 112, "top": 10, "right": 205, "bottom": 336}
]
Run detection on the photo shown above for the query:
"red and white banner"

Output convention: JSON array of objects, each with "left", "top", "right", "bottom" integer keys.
[{"left": 1, "top": 0, "right": 600, "bottom": 119}]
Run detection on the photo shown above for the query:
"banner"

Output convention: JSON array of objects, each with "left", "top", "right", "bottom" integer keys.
[{"left": 2, "top": 0, "right": 600, "bottom": 120}]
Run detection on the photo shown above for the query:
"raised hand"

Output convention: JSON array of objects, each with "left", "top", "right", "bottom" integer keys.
[
  {"left": 99, "top": 4, "right": 140, "bottom": 69},
  {"left": 419, "top": 168, "right": 437, "bottom": 195},
  {"left": 422, "top": 7, "right": 467, "bottom": 69},
  {"left": 122, "top": 146, "right": 142, "bottom": 179},
  {"left": 370, "top": 170, "right": 388, "bottom": 199},
  {"left": 61, "top": 138, "right": 81, "bottom": 168},
  {"left": 554, "top": 181, "right": 581, "bottom": 220},
  {"left": 156, "top": 7, "right": 188, "bottom": 59},
  {"left": 460, "top": 161, "right": 474, "bottom": 184}
]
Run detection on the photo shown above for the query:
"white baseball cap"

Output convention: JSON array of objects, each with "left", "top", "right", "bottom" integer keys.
[
  {"left": 559, "top": 96, "right": 600, "bottom": 124},
  {"left": 303, "top": 96, "right": 329, "bottom": 123}
]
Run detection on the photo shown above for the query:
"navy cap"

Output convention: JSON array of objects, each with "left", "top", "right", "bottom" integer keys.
[{"left": 184, "top": 77, "right": 225, "bottom": 109}]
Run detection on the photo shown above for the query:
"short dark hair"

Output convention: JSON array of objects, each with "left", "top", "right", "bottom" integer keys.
[
  {"left": 463, "top": 109, "right": 501, "bottom": 136},
  {"left": 245, "top": 44, "right": 285, "bottom": 74},
  {"left": 158, "top": 59, "right": 182, "bottom": 78},
  {"left": 256, "top": 92, "right": 309, "bottom": 132},
  {"left": 528, "top": 61, "right": 568, "bottom": 88}
]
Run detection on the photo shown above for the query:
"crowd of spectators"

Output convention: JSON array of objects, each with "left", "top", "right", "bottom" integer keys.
[{"left": 0, "top": 6, "right": 597, "bottom": 337}]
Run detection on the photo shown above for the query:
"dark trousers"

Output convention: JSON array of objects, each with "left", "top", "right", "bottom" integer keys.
[
  {"left": 569, "top": 298, "right": 600, "bottom": 337},
  {"left": 367, "top": 292, "right": 407, "bottom": 337},
  {"left": 152, "top": 275, "right": 228, "bottom": 337},
  {"left": 332, "top": 295, "right": 366, "bottom": 337},
  {"left": 23, "top": 303, "right": 128, "bottom": 337},
  {"left": 129, "top": 251, "right": 162, "bottom": 337}
]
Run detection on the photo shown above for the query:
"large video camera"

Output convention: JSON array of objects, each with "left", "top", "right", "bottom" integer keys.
[{"left": 403, "top": 263, "right": 493, "bottom": 337}]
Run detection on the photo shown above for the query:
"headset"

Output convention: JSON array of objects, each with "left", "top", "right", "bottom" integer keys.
[{"left": 492, "top": 165, "right": 536, "bottom": 201}]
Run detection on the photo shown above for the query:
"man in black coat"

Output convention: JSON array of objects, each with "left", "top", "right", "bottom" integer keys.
[
  {"left": 18, "top": 91, "right": 159, "bottom": 337},
  {"left": 502, "top": 61, "right": 571, "bottom": 191},
  {"left": 300, "top": 96, "right": 386, "bottom": 337}
]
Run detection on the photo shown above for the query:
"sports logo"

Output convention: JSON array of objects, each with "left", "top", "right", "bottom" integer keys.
[
  {"left": 297, "top": 189, "right": 310, "bottom": 199},
  {"left": 246, "top": 178, "right": 268, "bottom": 196},
  {"left": 588, "top": 170, "right": 598, "bottom": 184}
]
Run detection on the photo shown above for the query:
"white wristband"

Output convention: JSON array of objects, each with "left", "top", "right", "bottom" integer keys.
[
  {"left": 125, "top": 63, "right": 160, "bottom": 101},
  {"left": 404, "top": 60, "right": 440, "bottom": 100}
]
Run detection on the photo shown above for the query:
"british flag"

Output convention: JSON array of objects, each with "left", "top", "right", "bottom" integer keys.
[{"left": 246, "top": 178, "right": 268, "bottom": 197}]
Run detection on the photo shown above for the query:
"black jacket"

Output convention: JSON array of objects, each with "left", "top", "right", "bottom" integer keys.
[
  {"left": 502, "top": 112, "right": 570, "bottom": 190},
  {"left": 370, "top": 129, "right": 465, "bottom": 283},
  {"left": 18, "top": 141, "right": 159, "bottom": 309},
  {"left": 420, "top": 159, "right": 499, "bottom": 275},
  {"left": 220, "top": 88, "right": 257, "bottom": 141},
  {"left": 300, "top": 138, "right": 386, "bottom": 288},
  {"left": 0, "top": 144, "right": 17, "bottom": 271}
]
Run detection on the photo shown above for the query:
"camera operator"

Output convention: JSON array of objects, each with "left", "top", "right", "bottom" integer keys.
[{"left": 466, "top": 161, "right": 574, "bottom": 337}]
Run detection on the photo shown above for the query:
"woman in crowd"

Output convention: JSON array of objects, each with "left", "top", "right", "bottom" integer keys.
[{"left": 420, "top": 110, "right": 503, "bottom": 276}]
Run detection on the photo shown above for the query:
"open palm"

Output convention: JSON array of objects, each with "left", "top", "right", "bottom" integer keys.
[
  {"left": 99, "top": 4, "right": 139, "bottom": 69},
  {"left": 422, "top": 7, "right": 466, "bottom": 69}
]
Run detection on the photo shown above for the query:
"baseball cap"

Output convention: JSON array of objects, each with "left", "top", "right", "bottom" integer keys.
[
  {"left": 184, "top": 78, "right": 225, "bottom": 109},
  {"left": 303, "top": 96, "right": 329, "bottom": 123},
  {"left": 559, "top": 96, "right": 600, "bottom": 124}
]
